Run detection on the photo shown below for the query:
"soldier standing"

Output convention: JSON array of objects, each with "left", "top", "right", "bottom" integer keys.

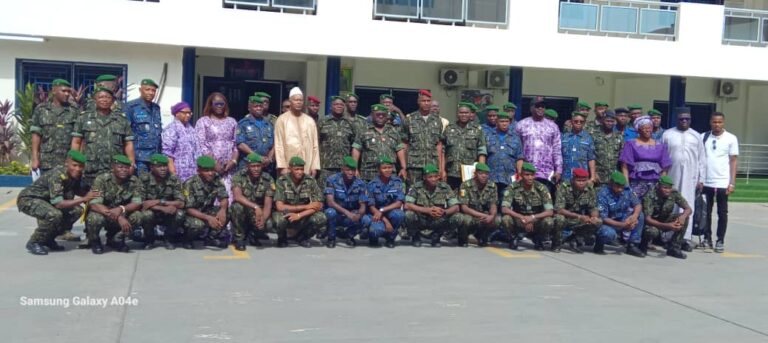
[
  {"left": 364, "top": 156, "right": 405, "bottom": 248},
  {"left": 19, "top": 150, "right": 98, "bottom": 255},
  {"left": 182, "top": 156, "right": 230, "bottom": 249},
  {"left": 236, "top": 96, "right": 275, "bottom": 173},
  {"left": 500, "top": 163, "right": 555, "bottom": 251},
  {"left": 454, "top": 163, "right": 499, "bottom": 247},
  {"left": 323, "top": 157, "right": 368, "bottom": 248},
  {"left": 586, "top": 101, "right": 609, "bottom": 136},
  {"left": 404, "top": 164, "right": 460, "bottom": 247},
  {"left": 640, "top": 175, "right": 691, "bottom": 259},
  {"left": 85, "top": 155, "right": 145, "bottom": 254},
  {"left": 253, "top": 92, "right": 278, "bottom": 125},
  {"left": 272, "top": 156, "right": 327, "bottom": 248},
  {"left": 554, "top": 168, "right": 601, "bottom": 253},
  {"left": 402, "top": 89, "right": 444, "bottom": 185},
  {"left": 230, "top": 153, "right": 275, "bottom": 251},
  {"left": 443, "top": 102, "right": 487, "bottom": 189},
  {"left": 317, "top": 96, "right": 356, "bottom": 186},
  {"left": 592, "top": 110, "right": 624, "bottom": 185},
  {"left": 85, "top": 74, "right": 122, "bottom": 112},
  {"left": 138, "top": 154, "right": 185, "bottom": 250},
  {"left": 125, "top": 79, "right": 162, "bottom": 174},
  {"left": 345, "top": 93, "right": 369, "bottom": 140},
  {"left": 560, "top": 112, "right": 596, "bottom": 183},
  {"left": 352, "top": 105, "right": 407, "bottom": 182}
]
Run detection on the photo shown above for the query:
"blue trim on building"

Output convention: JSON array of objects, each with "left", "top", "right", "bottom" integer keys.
[
  {"left": 325, "top": 56, "right": 341, "bottom": 114},
  {"left": 508, "top": 67, "right": 523, "bottom": 121},
  {"left": 669, "top": 76, "right": 686, "bottom": 124},
  {"left": 182, "top": 47, "right": 196, "bottom": 108}
]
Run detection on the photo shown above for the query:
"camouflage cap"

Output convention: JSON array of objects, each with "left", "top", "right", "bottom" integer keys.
[
  {"left": 423, "top": 164, "right": 439, "bottom": 175},
  {"left": 475, "top": 163, "right": 490, "bottom": 172},
  {"left": 196, "top": 156, "right": 216, "bottom": 169},
  {"left": 141, "top": 79, "right": 158, "bottom": 88},
  {"left": 245, "top": 153, "right": 263, "bottom": 164},
  {"left": 67, "top": 150, "right": 86, "bottom": 164},
  {"left": 112, "top": 154, "right": 132, "bottom": 166},
  {"left": 610, "top": 171, "right": 627, "bottom": 186},
  {"left": 522, "top": 162, "right": 537, "bottom": 173},
  {"left": 371, "top": 104, "right": 388, "bottom": 113},
  {"left": 149, "top": 154, "right": 169, "bottom": 165},
  {"left": 289, "top": 156, "right": 305, "bottom": 167},
  {"left": 342, "top": 156, "right": 358, "bottom": 169},
  {"left": 51, "top": 79, "right": 71, "bottom": 87}
]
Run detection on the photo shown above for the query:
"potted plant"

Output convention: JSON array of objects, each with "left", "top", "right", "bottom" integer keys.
[{"left": 0, "top": 99, "right": 32, "bottom": 186}]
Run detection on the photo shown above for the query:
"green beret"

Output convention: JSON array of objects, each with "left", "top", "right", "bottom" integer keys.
[
  {"left": 423, "top": 164, "right": 439, "bottom": 175},
  {"left": 149, "top": 154, "right": 169, "bottom": 165},
  {"left": 485, "top": 105, "right": 500, "bottom": 111},
  {"left": 468, "top": 103, "right": 479, "bottom": 112},
  {"left": 197, "top": 156, "right": 216, "bottom": 169},
  {"left": 628, "top": 104, "right": 643, "bottom": 111},
  {"left": 245, "top": 153, "right": 262, "bottom": 164},
  {"left": 330, "top": 96, "right": 346, "bottom": 103},
  {"left": 93, "top": 87, "right": 114, "bottom": 97},
  {"left": 648, "top": 109, "right": 663, "bottom": 117},
  {"left": 503, "top": 102, "right": 517, "bottom": 110},
  {"left": 51, "top": 79, "right": 71, "bottom": 87},
  {"left": 346, "top": 93, "right": 359, "bottom": 100},
  {"left": 572, "top": 111, "right": 587, "bottom": 119},
  {"left": 112, "top": 154, "right": 132, "bottom": 166},
  {"left": 342, "top": 156, "right": 358, "bottom": 169},
  {"left": 610, "top": 171, "right": 627, "bottom": 186},
  {"left": 577, "top": 101, "right": 591, "bottom": 110},
  {"left": 371, "top": 104, "right": 388, "bottom": 112},
  {"left": 378, "top": 155, "right": 394, "bottom": 165},
  {"left": 141, "top": 79, "right": 158, "bottom": 88},
  {"left": 95, "top": 74, "right": 117, "bottom": 82},
  {"left": 457, "top": 102, "right": 473, "bottom": 109},
  {"left": 497, "top": 112, "right": 511, "bottom": 120},
  {"left": 475, "top": 163, "right": 490, "bottom": 172},
  {"left": 544, "top": 109, "right": 558, "bottom": 119},
  {"left": 67, "top": 150, "right": 86, "bottom": 164},
  {"left": 254, "top": 92, "right": 271, "bottom": 99},
  {"left": 659, "top": 175, "right": 674, "bottom": 186},
  {"left": 248, "top": 95, "right": 264, "bottom": 104},
  {"left": 594, "top": 101, "right": 609, "bottom": 107},
  {"left": 289, "top": 156, "right": 305, "bottom": 167},
  {"left": 522, "top": 162, "right": 537, "bottom": 173},
  {"left": 380, "top": 94, "right": 394, "bottom": 101}
]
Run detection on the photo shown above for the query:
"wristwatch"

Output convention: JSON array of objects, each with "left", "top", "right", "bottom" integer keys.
[
  {"left": 159, "top": 199, "right": 166, "bottom": 206},
  {"left": 379, "top": 208, "right": 384, "bottom": 213}
]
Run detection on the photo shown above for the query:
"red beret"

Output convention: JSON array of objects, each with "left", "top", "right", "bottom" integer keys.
[
  {"left": 572, "top": 168, "right": 589, "bottom": 178},
  {"left": 307, "top": 95, "right": 321, "bottom": 104},
  {"left": 419, "top": 89, "right": 432, "bottom": 98}
]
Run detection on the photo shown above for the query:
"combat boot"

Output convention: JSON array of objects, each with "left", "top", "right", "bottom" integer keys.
[
  {"left": 666, "top": 248, "right": 687, "bottom": 259},
  {"left": 44, "top": 240, "right": 66, "bottom": 252},
  {"left": 26, "top": 242, "right": 48, "bottom": 255},
  {"left": 412, "top": 235, "right": 422, "bottom": 248},
  {"left": 235, "top": 240, "right": 246, "bottom": 251},
  {"left": 626, "top": 243, "right": 645, "bottom": 258},
  {"left": 593, "top": 241, "right": 606, "bottom": 255},
  {"left": 326, "top": 239, "right": 336, "bottom": 248},
  {"left": 638, "top": 236, "right": 651, "bottom": 255},
  {"left": 385, "top": 238, "right": 395, "bottom": 248},
  {"left": 508, "top": 237, "right": 519, "bottom": 250},
  {"left": 91, "top": 239, "right": 104, "bottom": 254},
  {"left": 346, "top": 237, "right": 357, "bottom": 247},
  {"left": 430, "top": 233, "right": 441, "bottom": 247}
]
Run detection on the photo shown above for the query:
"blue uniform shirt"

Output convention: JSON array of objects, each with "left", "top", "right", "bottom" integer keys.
[
  {"left": 651, "top": 127, "right": 664, "bottom": 141},
  {"left": 486, "top": 129, "right": 523, "bottom": 185},
  {"left": 235, "top": 115, "right": 274, "bottom": 164},
  {"left": 367, "top": 175, "right": 405, "bottom": 209},
  {"left": 561, "top": 130, "right": 596, "bottom": 182},
  {"left": 324, "top": 172, "right": 369, "bottom": 211},
  {"left": 597, "top": 185, "right": 640, "bottom": 220},
  {"left": 481, "top": 123, "right": 496, "bottom": 140},
  {"left": 125, "top": 98, "right": 162, "bottom": 162}
]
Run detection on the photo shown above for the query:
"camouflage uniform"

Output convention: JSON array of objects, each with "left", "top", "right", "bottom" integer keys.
[
  {"left": 500, "top": 181, "right": 555, "bottom": 241},
  {"left": 86, "top": 172, "right": 145, "bottom": 243},
  {"left": 182, "top": 174, "right": 229, "bottom": 241},
  {"left": 30, "top": 101, "right": 79, "bottom": 172},
  {"left": 125, "top": 99, "right": 163, "bottom": 174},
  {"left": 641, "top": 187, "right": 689, "bottom": 250},
  {"left": 347, "top": 114, "right": 369, "bottom": 142},
  {"left": 272, "top": 174, "right": 327, "bottom": 241},
  {"left": 592, "top": 129, "right": 624, "bottom": 185},
  {"left": 18, "top": 166, "right": 86, "bottom": 244},
  {"left": 352, "top": 124, "right": 405, "bottom": 182},
  {"left": 84, "top": 97, "right": 123, "bottom": 113},
  {"left": 72, "top": 110, "right": 134, "bottom": 188},
  {"left": 454, "top": 179, "right": 500, "bottom": 244},
  {"left": 554, "top": 182, "right": 600, "bottom": 244},
  {"left": 403, "top": 112, "right": 444, "bottom": 185},
  {"left": 317, "top": 115, "right": 356, "bottom": 186},
  {"left": 584, "top": 119, "right": 602, "bottom": 137},
  {"left": 443, "top": 123, "right": 487, "bottom": 188},
  {"left": 229, "top": 169, "right": 276, "bottom": 242},
  {"left": 139, "top": 172, "right": 185, "bottom": 243},
  {"left": 404, "top": 181, "right": 460, "bottom": 239}
]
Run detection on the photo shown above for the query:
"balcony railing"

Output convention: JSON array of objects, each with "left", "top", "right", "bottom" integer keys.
[
  {"left": 723, "top": 7, "right": 768, "bottom": 45},
  {"left": 223, "top": 0, "right": 316, "bottom": 14},
  {"left": 559, "top": 0, "right": 678, "bottom": 40},
  {"left": 373, "top": 0, "right": 508, "bottom": 27}
]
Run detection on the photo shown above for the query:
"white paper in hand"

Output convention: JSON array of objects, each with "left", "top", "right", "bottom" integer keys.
[{"left": 31, "top": 169, "right": 41, "bottom": 181}]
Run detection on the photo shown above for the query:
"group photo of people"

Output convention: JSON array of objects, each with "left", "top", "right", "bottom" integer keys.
[{"left": 19, "top": 74, "right": 740, "bottom": 260}]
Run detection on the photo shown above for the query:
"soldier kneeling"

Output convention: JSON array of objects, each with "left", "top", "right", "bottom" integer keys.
[
  {"left": 500, "top": 163, "right": 555, "bottom": 251},
  {"left": 640, "top": 176, "right": 691, "bottom": 259},
  {"left": 454, "top": 163, "right": 500, "bottom": 247},
  {"left": 272, "top": 156, "right": 327, "bottom": 248},
  {"left": 554, "top": 168, "right": 602, "bottom": 253},
  {"left": 181, "top": 156, "right": 230, "bottom": 249},
  {"left": 138, "top": 154, "right": 185, "bottom": 250},
  {"left": 230, "top": 153, "right": 275, "bottom": 251},
  {"left": 404, "top": 164, "right": 460, "bottom": 247}
]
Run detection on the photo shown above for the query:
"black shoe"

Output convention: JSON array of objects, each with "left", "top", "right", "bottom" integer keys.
[
  {"left": 91, "top": 240, "right": 104, "bottom": 254},
  {"left": 681, "top": 240, "right": 693, "bottom": 252},
  {"left": 250, "top": 238, "right": 263, "bottom": 247},
  {"left": 385, "top": 239, "right": 395, "bottom": 248},
  {"left": 666, "top": 248, "right": 687, "bottom": 259},
  {"left": 142, "top": 241, "right": 155, "bottom": 250},
  {"left": 508, "top": 238, "right": 519, "bottom": 250},
  {"left": 457, "top": 238, "right": 468, "bottom": 247},
  {"left": 430, "top": 234, "right": 441, "bottom": 247},
  {"left": 114, "top": 241, "right": 131, "bottom": 253},
  {"left": 235, "top": 241, "right": 246, "bottom": 251},
  {"left": 316, "top": 231, "right": 327, "bottom": 240},
  {"left": 534, "top": 241, "right": 545, "bottom": 251},
  {"left": 326, "top": 239, "right": 336, "bottom": 248},
  {"left": 44, "top": 240, "right": 66, "bottom": 252},
  {"left": 298, "top": 239, "right": 312, "bottom": 248},
  {"left": 276, "top": 239, "right": 288, "bottom": 248},
  {"left": 26, "top": 242, "right": 48, "bottom": 255},
  {"left": 593, "top": 243, "right": 606, "bottom": 255},
  {"left": 568, "top": 240, "right": 583, "bottom": 254},
  {"left": 477, "top": 237, "right": 488, "bottom": 247},
  {"left": 358, "top": 231, "right": 369, "bottom": 240},
  {"left": 639, "top": 239, "right": 650, "bottom": 255},
  {"left": 626, "top": 244, "right": 645, "bottom": 258},
  {"left": 205, "top": 238, "right": 226, "bottom": 248},
  {"left": 248, "top": 232, "right": 264, "bottom": 247},
  {"left": 369, "top": 238, "right": 381, "bottom": 247},
  {"left": 412, "top": 236, "right": 422, "bottom": 248},
  {"left": 182, "top": 241, "right": 194, "bottom": 249},
  {"left": 165, "top": 241, "right": 176, "bottom": 250},
  {"left": 346, "top": 238, "right": 357, "bottom": 247},
  {"left": 551, "top": 244, "right": 561, "bottom": 253}
]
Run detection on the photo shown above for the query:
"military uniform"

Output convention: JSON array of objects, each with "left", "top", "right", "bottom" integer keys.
[
  {"left": 561, "top": 130, "right": 596, "bottom": 182},
  {"left": 486, "top": 129, "right": 523, "bottom": 199},
  {"left": 500, "top": 181, "right": 555, "bottom": 244},
  {"left": 454, "top": 179, "right": 500, "bottom": 246},
  {"left": 84, "top": 96, "right": 122, "bottom": 113},
  {"left": 364, "top": 175, "right": 405, "bottom": 245},
  {"left": 593, "top": 129, "right": 624, "bottom": 184},
  {"left": 347, "top": 114, "right": 369, "bottom": 142},
  {"left": 323, "top": 172, "right": 368, "bottom": 243},
  {"left": 229, "top": 169, "right": 276, "bottom": 243},
  {"left": 125, "top": 98, "right": 162, "bottom": 174},
  {"left": 404, "top": 180, "right": 459, "bottom": 241},
  {"left": 30, "top": 101, "right": 78, "bottom": 172},
  {"left": 596, "top": 185, "right": 645, "bottom": 247},
  {"left": 554, "top": 182, "right": 600, "bottom": 245},
  {"left": 86, "top": 172, "right": 145, "bottom": 244},
  {"left": 139, "top": 171, "right": 185, "bottom": 244},
  {"left": 72, "top": 110, "right": 134, "bottom": 187},
  {"left": 403, "top": 112, "right": 444, "bottom": 184},
  {"left": 235, "top": 115, "right": 274, "bottom": 169},
  {"left": 182, "top": 174, "right": 230, "bottom": 242},
  {"left": 272, "top": 173, "right": 327, "bottom": 243},
  {"left": 317, "top": 116, "right": 356, "bottom": 185},
  {"left": 584, "top": 119, "right": 602, "bottom": 137},
  {"left": 443, "top": 123, "right": 487, "bottom": 188},
  {"left": 18, "top": 166, "right": 87, "bottom": 246},
  {"left": 352, "top": 124, "right": 405, "bottom": 181},
  {"left": 641, "top": 187, "right": 689, "bottom": 251}
]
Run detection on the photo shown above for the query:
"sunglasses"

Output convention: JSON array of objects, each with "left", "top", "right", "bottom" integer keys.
[
  {"left": 178, "top": 110, "right": 192, "bottom": 114},
  {"left": 678, "top": 117, "right": 691, "bottom": 121},
  {"left": 572, "top": 120, "right": 585, "bottom": 123},
  {"left": 212, "top": 102, "right": 226, "bottom": 107}
]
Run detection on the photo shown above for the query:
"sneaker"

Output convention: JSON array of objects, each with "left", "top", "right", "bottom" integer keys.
[{"left": 714, "top": 241, "right": 724, "bottom": 253}]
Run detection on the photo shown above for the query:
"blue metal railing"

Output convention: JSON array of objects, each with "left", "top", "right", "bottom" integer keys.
[
  {"left": 723, "top": 7, "right": 768, "bottom": 45},
  {"left": 559, "top": 0, "right": 678, "bottom": 38},
  {"left": 373, "top": 0, "right": 508, "bottom": 26}
]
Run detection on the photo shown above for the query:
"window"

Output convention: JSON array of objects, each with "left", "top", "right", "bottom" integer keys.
[
  {"left": 373, "top": 0, "right": 508, "bottom": 26},
  {"left": 16, "top": 59, "right": 127, "bottom": 96},
  {"left": 223, "top": 0, "right": 316, "bottom": 14}
]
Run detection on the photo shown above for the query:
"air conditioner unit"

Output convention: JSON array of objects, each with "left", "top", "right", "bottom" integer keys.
[
  {"left": 486, "top": 70, "right": 509, "bottom": 89},
  {"left": 439, "top": 68, "right": 468, "bottom": 87},
  {"left": 718, "top": 80, "right": 739, "bottom": 98}
]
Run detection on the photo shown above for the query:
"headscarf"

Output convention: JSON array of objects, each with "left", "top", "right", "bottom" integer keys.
[
  {"left": 171, "top": 101, "right": 191, "bottom": 115},
  {"left": 633, "top": 115, "right": 653, "bottom": 130}
]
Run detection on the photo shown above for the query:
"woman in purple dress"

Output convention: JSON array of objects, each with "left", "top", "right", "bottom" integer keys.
[
  {"left": 620, "top": 116, "right": 672, "bottom": 198},
  {"left": 162, "top": 101, "right": 200, "bottom": 182},
  {"left": 195, "top": 93, "right": 239, "bottom": 201}
]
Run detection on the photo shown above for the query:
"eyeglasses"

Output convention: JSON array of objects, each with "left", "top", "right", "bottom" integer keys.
[
  {"left": 178, "top": 110, "right": 192, "bottom": 114},
  {"left": 678, "top": 117, "right": 691, "bottom": 121},
  {"left": 212, "top": 102, "right": 226, "bottom": 107}
]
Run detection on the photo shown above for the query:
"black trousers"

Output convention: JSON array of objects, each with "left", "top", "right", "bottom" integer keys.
[{"left": 703, "top": 186, "right": 729, "bottom": 243}]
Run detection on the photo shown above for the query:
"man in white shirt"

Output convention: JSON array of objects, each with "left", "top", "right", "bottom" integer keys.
[{"left": 701, "top": 112, "right": 738, "bottom": 253}]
